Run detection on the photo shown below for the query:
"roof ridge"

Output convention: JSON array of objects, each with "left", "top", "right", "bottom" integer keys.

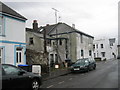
[
  {"left": 47, "top": 23, "right": 60, "bottom": 35},
  {"left": 0, "top": 2, "right": 27, "bottom": 20}
]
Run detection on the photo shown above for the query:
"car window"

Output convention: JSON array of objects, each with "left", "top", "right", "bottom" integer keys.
[
  {"left": 85, "top": 60, "right": 89, "bottom": 65},
  {"left": 2, "top": 68, "right": 5, "bottom": 75},
  {"left": 2, "top": 65, "right": 20, "bottom": 75}
]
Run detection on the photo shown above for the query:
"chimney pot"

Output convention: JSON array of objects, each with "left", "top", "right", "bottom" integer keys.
[
  {"left": 33, "top": 20, "right": 38, "bottom": 31},
  {"left": 33, "top": 20, "right": 37, "bottom": 23},
  {"left": 46, "top": 24, "right": 49, "bottom": 26}
]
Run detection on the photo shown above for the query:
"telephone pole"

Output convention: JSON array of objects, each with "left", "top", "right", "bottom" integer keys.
[{"left": 52, "top": 8, "right": 59, "bottom": 65}]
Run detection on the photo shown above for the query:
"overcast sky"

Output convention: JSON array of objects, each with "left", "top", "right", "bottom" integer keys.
[{"left": 1, "top": 0, "right": 119, "bottom": 39}]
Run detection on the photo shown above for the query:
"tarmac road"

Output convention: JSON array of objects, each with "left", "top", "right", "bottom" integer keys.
[{"left": 41, "top": 59, "right": 118, "bottom": 88}]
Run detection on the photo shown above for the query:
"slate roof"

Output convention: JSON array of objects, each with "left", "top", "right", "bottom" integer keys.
[
  {"left": 26, "top": 27, "right": 68, "bottom": 40},
  {"left": 40, "top": 24, "right": 58, "bottom": 35},
  {"left": 0, "top": 2, "right": 27, "bottom": 21},
  {"left": 41, "top": 23, "right": 94, "bottom": 38},
  {"left": 26, "top": 29, "right": 58, "bottom": 40}
]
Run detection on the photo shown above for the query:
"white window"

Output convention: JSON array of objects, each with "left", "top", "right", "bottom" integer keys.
[
  {"left": 89, "top": 50, "right": 92, "bottom": 56},
  {"left": 16, "top": 47, "right": 23, "bottom": 65},
  {"left": 101, "top": 52, "right": 105, "bottom": 57},
  {"left": 101, "top": 44, "right": 104, "bottom": 48}
]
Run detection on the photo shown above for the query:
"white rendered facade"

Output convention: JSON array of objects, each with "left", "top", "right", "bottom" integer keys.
[
  {"left": 93, "top": 38, "right": 118, "bottom": 60},
  {"left": 0, "top": 8, "right": 27, "bottom": 66}
]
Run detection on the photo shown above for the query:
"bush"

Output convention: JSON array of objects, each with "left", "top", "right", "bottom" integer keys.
[{"left": 41, "top": 64, "right": 49, "bottom": 74}]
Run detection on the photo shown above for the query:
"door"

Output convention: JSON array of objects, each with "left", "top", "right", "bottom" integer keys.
[{"left": 16, "top": 47, "right": 23, "bottom": 65}]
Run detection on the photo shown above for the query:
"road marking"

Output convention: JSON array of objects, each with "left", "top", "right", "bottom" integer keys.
[
  {"left": 58, "top": 81, "right": 64, "bottom": 84},
  {"left": 47, "top": 85, "right": 54, "bottom": 88},
  {"left": 69, "top": 78, "right": 72, "bottom": 80}
]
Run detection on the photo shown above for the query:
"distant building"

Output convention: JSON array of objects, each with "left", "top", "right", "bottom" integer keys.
[
  {"left": 93, "top": 38, "right": 118, "bottom": 60},
  {"left": 0, "top": 2, "right": 27, "bottom": 65}
]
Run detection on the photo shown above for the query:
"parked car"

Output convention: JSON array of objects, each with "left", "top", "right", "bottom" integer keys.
[
  {"left": 2, "top": 64, "right": 42, "bottom": 90},
  {"left": 69, "top": 58, "right": 96, "bottom": 73}
]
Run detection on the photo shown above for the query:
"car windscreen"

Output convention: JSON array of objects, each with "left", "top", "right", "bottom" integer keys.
[{"left": 75, "top": 60, "right": 86, "bottom": 65}]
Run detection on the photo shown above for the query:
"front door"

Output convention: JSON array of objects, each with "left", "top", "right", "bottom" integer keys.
[{"left": 16, "top": 47, "right": 23, "bottom": 65}]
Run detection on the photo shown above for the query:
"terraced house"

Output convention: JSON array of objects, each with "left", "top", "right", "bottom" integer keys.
[{"left": 0, "top": 2, "right": 27, "bottom": 65}]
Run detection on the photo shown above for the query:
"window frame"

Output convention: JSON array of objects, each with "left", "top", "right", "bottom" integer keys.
[
  {"left": 101, "top": 52, "right": 105, "bottom": 57},
  {"left": 101, "top": 44, "right": 104, "bottom": 48},
  {"left": 0, "top": 16, "right": 5, "bottom": 36},
  {"left": 81, "top": 49, "right": 84, "bottom": 57},
  {"left": 89, "top": 50, "right": 92, "bottom": 56},
  {"left": 29, "top": 37, "right": 34, "bottom": 45},
  {"left": 59, "top": 39, "right": 62, "bottom": 45}
]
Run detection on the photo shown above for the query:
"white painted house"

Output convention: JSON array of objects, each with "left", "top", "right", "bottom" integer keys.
[
  {"left": 93, "top": 38, "right": 118, "bottom": 60},
  {"left": 0, "top": 2, "right": 27, "bottom": 65}
]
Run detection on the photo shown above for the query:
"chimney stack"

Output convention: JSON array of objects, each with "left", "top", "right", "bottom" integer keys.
[
  {"left": 33, "top": 20, "right": 38, "bottom": 31},
  {"left": 72, "top": 24, "right": 75, "bottom": 29}
]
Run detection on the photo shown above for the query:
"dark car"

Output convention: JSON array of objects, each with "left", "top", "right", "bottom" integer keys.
[
  {"left": 1, "top": 64, "right": 42, "bottom": 90},
  {"left": 70, "top": 58, "right": 96, "bottom": 73}
]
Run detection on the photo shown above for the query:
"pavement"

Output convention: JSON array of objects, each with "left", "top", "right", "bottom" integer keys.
[{"left": 42, "top": 68, "right": 70, "bottom": 81}]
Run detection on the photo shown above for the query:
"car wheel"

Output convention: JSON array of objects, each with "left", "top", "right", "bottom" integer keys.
[
  {"left": 31, "top": 79, "right": 40, "bottom": 90},
  {"left": 93, "top": 65, "right": 96, "bottom": 70}
]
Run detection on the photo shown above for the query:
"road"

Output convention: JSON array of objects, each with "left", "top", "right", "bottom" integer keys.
[{"left": 41, "top": 59, "right": 118, "bottom": 88}]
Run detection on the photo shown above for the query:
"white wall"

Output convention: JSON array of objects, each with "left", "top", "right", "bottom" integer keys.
[
  {"left": 5, "top": 17, "right": 26, "bottom": 42},
  {"left": 93, "top": 38, "right": 118, "bottom": 60},
  {"left": 0, "top": 16, "right": 26, "bottom": 65}
]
